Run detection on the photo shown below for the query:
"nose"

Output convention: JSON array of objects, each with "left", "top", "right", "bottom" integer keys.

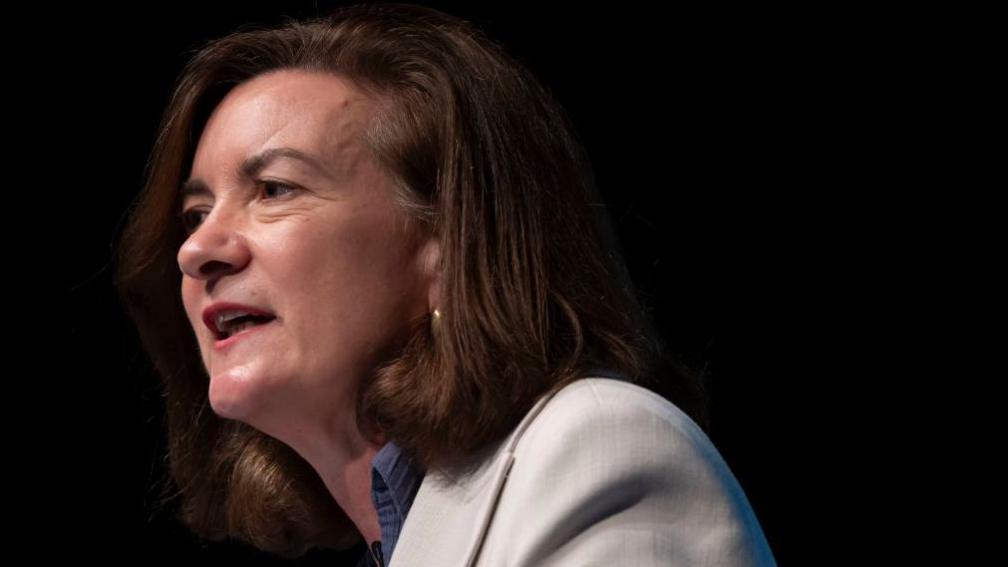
[{"left": 177, "top": 207, "right": 252, "bottom": 281}]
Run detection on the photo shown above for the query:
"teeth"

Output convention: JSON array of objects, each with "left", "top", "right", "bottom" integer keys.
[
  {"left": 216, "top": 309, "right": 256, "bottom": 330},
  {"left": 230, "top": 320, "right": 262, "bottom": 335},
  {"left": 219, "top": 317, "right": 272, "bottom": 340}
]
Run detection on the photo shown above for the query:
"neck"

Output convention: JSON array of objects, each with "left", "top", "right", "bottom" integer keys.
[
  {"left": 328, "top": 441, "right": 383, "bottom": 544},
  {"left": 278, "top": 412, "right": 386, "bottom": 544}
]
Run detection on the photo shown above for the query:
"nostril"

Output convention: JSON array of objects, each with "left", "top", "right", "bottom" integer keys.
[{"left": 199, "top": 260, "right": 234, "bottom": 277}]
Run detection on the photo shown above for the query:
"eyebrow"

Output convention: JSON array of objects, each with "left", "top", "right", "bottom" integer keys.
[{"left": 179, "top": 147, "right": 331, "bottom": 201}]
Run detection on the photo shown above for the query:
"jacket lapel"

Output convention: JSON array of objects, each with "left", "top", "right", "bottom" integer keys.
[{"left": 388, "top": 387, "right": 562, "bottom": 567}]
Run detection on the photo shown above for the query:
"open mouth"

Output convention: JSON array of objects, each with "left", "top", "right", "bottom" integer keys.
[{"left": 217, "top": 314, "right": 277, "bottom": 340}]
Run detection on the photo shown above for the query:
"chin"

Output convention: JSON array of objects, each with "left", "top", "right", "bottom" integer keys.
[{"left": 208, "top": 375, "right": 260, "bottom": 422}]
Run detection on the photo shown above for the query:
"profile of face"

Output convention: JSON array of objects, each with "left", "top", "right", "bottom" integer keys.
[{"left": 177, "top": 69, "right": 437, "bottom": 442}]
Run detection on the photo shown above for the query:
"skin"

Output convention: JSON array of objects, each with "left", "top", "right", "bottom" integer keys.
[{"left": 176, "top": 69, "right": 441, "bottom": 545}]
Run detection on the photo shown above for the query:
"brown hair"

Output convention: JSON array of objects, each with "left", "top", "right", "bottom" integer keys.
[{"left": 114, "top": 2, "right": 710, "bottom": 559}]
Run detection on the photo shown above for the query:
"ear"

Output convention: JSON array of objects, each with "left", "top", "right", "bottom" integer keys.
[{"left": 417, "top": 235, "right": 442, "bottom": 312}]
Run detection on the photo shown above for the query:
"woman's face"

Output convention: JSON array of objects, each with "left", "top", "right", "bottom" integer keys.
[{"left": 177, "top": 69, "right": 437, "bottom": 437}]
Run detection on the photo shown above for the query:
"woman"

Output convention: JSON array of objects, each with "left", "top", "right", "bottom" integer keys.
[{"left": 114, "top": 3, "right": 776, "bottom": 566}]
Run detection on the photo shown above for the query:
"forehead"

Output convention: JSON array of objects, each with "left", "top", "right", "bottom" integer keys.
[{"left": 192, "top": 69, "right": 375, "bottom": 177}]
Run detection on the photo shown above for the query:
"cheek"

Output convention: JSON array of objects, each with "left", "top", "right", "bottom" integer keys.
[
  {"left": 280, "top": 241, "right": 385, "bottom": 323},
  {"left": 285, "top": 212, "right": 413, "bottom": 291},
  {"left": 278, "top": 219, "right": 420, "bottom": 333}
]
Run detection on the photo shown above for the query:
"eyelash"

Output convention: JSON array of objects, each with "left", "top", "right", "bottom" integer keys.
[{"left": 179, "top": 181, "right": 299, "bottom": 235}]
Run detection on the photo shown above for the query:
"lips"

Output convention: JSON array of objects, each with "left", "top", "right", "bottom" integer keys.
[{"left": 203, "top": 302, "right": 277, "bottom": 339}]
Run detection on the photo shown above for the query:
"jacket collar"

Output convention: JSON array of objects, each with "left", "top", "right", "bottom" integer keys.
[{"left": 388, "top": 386, "right": 563, "bottom": 567}]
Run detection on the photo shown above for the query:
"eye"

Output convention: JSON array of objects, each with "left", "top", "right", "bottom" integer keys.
[
  {"left": 177, "top": 181, "right": 299, "bottom": 235},
  {"left": 259, "top": 180, "right": 298, "bottom": 200},
  {"left": 179, "top": 208, "right": 207, "bottom": 235}
]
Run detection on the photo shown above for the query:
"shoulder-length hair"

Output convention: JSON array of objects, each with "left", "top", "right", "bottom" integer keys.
[{"left": 114, "top": 2, "right": 709, "bottom": 559}]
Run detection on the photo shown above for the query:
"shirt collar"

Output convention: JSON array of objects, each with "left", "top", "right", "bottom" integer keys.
[{"left": 357, "top": 439, "right": 424, "bottom": 566}]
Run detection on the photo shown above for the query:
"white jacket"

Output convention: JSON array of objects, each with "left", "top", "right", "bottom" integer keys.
[{"left": 389, "top": 377, "right": 777, "bottom": 566}]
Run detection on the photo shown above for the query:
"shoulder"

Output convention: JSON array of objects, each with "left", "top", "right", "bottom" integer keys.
[
  {"left": 513, "top": 376, "right": 746, "bottom": 511},
  {"left": 537, "top": 376, "right": 703, "bottom": 433},
  {"left": 479, "top": 377, "right": 777, "bottom": 566},
  {"left": 515, "top": 377, "right": 716, "bottom": 466}
]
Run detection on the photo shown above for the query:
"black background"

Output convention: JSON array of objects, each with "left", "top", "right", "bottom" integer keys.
[{"left": 25, "top": 0, "right": 906, "bottom": 564}]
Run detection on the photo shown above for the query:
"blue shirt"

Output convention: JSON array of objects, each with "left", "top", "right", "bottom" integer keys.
[{"left": 354, "top": 440, "right": 424, "bottom": 567}]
